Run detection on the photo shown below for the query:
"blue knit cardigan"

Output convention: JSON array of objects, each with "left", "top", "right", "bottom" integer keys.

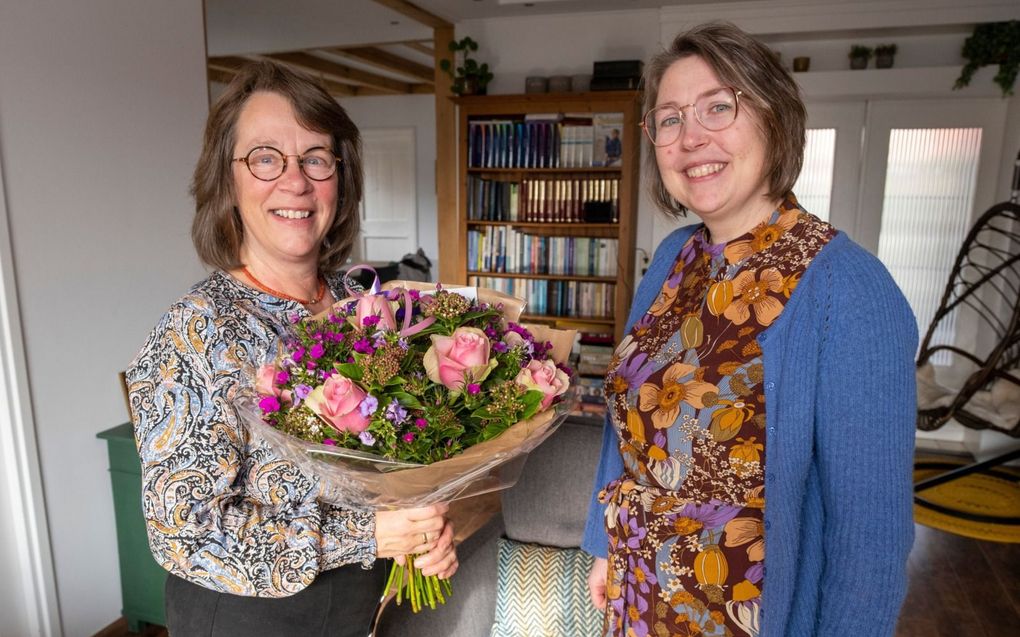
[{"left": 582, "top": 225, "right": 918, "bottom": 636}]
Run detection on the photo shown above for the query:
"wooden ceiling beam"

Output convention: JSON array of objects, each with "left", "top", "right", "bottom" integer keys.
[
  {"left": 266, "top": 51, "right": 412, "bottom": 94},
  {"left": 370, "top": 0, "right": 452, "bottom": 29},
  {"left": 330, "top": 46, "right": 434, "bottom": 83},
  {"left": 402, "top": 41, "right": 434, "bottom": 57},
  {"left": 207, "top": 67, "right": 236, "bottom": 85},
  {"left": 207, "top": 55, "right": 250, "bottom": 72},
  {"left": 208, "top": 55, "right": 357, "bottom": 96}
]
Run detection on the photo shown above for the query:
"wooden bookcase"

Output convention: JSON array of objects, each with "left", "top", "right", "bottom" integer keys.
[{"left": 448, "top": 91, "right": 641, "bottom": 343}]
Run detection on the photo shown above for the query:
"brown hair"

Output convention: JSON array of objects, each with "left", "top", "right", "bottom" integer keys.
[
  {"left": 191, "top": 60, "right": 362, "bottom": 271},
  {"left": 643, "top": 22, "right": 806, "bottom": 218}
]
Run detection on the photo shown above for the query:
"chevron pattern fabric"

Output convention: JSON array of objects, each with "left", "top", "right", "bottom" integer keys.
[{"left": 491, "top": 538, "right": 605, "bottom": 637}]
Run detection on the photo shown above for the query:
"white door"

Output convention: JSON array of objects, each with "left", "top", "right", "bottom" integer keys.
[
  {"left": 798, "top": 101, "right": 866, "bottom": 229},
  {"left": 358, "top": 127, "right": 417, "bottom": 263},
  {"left": 857, "top": 99, "right": 1007, "bottom": 255}
]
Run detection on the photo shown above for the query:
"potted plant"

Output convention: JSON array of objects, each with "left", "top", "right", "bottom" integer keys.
[
  {"left": 875, "top": 44, "right": 898, "bottom": 69},
  {"left": 848, "top": 45, "right": 873, "bottom": 70},
  {"left": 439, "top": 36, "right": 494, "bottom": 96},
  {"left": 954, "top": 20, "right": 1020, "bottom": 96}
]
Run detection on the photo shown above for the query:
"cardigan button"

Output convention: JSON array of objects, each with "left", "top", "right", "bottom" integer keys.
[
  {"left": 768, "top": 426, "right": 776, "bottom": 434},
  {"left": 765, "top": 381, "right": 775, "bottom": 391},
  {"left": 764, "top": 520, "right": 771, "bottom": 530}
]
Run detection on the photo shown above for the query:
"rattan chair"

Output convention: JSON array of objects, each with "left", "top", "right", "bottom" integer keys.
[{"left": 914, "top": 201, "right": 1020, "bottom": 525}]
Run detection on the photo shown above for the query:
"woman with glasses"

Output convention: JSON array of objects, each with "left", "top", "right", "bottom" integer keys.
[
  {"left": 583, "top": 23, "right": 916, "bottom": 637},
  {"left": 126, "top": 61, "right": 457, "bottom": 636}
]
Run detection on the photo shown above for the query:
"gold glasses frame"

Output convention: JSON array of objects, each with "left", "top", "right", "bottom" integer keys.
[{"left": 641, "top": 87, "right": 743, "bottom": 147}]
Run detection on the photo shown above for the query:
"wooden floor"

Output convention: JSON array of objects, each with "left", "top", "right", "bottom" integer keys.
[{"left": 96, "top": 522, "right": 1020, "bottom": 637}]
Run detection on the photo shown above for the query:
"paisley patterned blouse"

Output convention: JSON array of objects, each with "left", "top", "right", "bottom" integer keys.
[
  {"left": 600, "top": 195, "right": 836, "bottom": 636},
  {"left": 126, "top": 271, "right": 376, "bottom": 597}
]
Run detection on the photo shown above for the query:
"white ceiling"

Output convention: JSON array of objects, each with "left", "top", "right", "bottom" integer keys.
[{"left": 205, "top": 0, "right": 758, "bottom": 56}]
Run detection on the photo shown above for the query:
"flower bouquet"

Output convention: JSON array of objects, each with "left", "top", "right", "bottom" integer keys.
[{"left": 238, "top": 274, "right": 576, "bottom": 612}]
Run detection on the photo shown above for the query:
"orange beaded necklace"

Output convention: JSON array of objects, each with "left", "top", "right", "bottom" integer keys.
[{"left": 242, "top": 266, "right": 327, "bottom": 305}]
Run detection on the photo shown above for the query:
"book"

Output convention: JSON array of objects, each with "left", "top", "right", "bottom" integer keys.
[{"left": 593, "top": 112, "right": 624, "bottom": 168}]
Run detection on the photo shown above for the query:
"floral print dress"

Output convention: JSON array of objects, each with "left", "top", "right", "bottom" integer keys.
[{"left": 600, "top": 196, "right": 836, "bottom": 637}]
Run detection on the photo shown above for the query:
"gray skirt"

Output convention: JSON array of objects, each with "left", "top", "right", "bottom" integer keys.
[{"left": 164, "top": 561, "right": 388, "bottom": 636}]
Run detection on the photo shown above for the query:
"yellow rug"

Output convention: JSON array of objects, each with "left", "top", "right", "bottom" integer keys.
[{"left": 913, "top": 457, "right": 1020, "bottom": 543}]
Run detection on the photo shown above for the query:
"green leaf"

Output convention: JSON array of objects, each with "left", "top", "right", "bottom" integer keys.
[
  {"left": 394, "top": 392, "right": 424, "bottom": 410},
  {"left": 335, "top": 363, "right": 363, "bottom": 381}
]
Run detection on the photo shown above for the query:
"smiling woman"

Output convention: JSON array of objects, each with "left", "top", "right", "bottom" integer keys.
[
  {"left": 126, "top": 61, "right": 458, "bottom": 637},
  {"left": 582, "top": 22, "right": 918, "bottom": 637}
]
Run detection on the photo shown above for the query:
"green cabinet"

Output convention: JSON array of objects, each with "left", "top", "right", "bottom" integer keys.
[{"left": 97, "top": 423, "right": 166, "bottom": 631}]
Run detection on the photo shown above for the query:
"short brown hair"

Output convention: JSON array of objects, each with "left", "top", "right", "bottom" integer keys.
[
  {"left": 644, "top": 22, "right": 806, "bottom": 218},
  {"left": 191, "top": 60, "right": 362, "bottom": 271}
]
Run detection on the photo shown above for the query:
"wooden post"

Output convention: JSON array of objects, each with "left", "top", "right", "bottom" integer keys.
[{"left": 434, "top": 24, "right": 460, "bottom": 283}]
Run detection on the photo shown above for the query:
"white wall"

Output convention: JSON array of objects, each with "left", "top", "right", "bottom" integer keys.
[
  {"left": 0, "top": 2, "right": 209, "bottom": 635},
  {"left": 341, "top": 95, "right": 440, "bottom": 278}
]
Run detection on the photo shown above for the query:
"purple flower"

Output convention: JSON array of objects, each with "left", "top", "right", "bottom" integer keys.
[
  {"left": 258, "top": 396, "right": 281, "bottom": 413},
  {"left": 402, "top": 432, "right": 415, "bottom": 443},
  {"left": 353, "top": 338, "right": 374, "bottom": 355},
  {"left": 359, "top": 430, "right": 376, "bottom": 446},
  {"left": 359, "top": 395, "right": 378, "bottom": 417},
  {"left": 493, "top": 341, "right": 508, "bottom": 353},
  {"left": 408, "top": 289, "right": 420, "bottom": 301},
  {"left": 294, "top": 384, "right": 312, "bottom": 400},
  {"left": 622, "top": 515, "right": 647, "bottom": 550},
  {"left": 466, "top": 383, "right": 481, "bottom": 395},
  {"left": 292, "top": 346, "right": 306, "bottom": 363},
  {"left": 397, "top": 338, "right": 409, "bottom": 350},
  {"left": 385, "top": 399, "right": 408, "bottom": 424},
  {"left": 322, "top": 438, "right": 336, "bottom": 446},
  {"left": 328, "top": 312, "right": 342, "bottom": 324},
  {"left": 415, "top": 417, "right": 428, "bottom": 430},
  {"left": 309, "top": 343, "right": 325, "bottom": 360},
  {"left": 362, "top": 314, "right": 381, "bottom": 328},
  {"left": 745, "top": 562, "right": 764, "bottom": 584},
  {"left": 615, "top": 352, "right": 657, "bottom": 392},
  {"left": 275, "top": 370, "right": 290, "bottom": 385},
  {"left": 306, "top": 361, "right": 317, "bottom": 370},
  {"left": 289, "top": 313, "right": 302, "bottom": 324},
  {"left": 677, "top": 500, "right": 743, "bottom": 530}
]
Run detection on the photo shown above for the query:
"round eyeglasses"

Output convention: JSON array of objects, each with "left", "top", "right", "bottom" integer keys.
[
  {"left": 233, "top": 146, "right": 341, "bottom": 181},
  {"left": 641, "top": 87, "right": 743, "bottom": 147}
]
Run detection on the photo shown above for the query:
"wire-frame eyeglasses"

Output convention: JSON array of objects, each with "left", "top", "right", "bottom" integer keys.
[
  {"left": 232, "top": 146, "right": 341, "bottom": 182},
  {"left": 641, "top": 87, "right": 743, "bottom": 147}
]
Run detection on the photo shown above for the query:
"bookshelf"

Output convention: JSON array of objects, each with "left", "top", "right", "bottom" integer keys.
[{"left": 450, "top": 90, "right": 641, "bottom": 344}]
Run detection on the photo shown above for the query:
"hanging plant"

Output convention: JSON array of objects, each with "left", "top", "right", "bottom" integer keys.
[{"left": 954, "top": 20, "right": 1020, "bottom": 96}]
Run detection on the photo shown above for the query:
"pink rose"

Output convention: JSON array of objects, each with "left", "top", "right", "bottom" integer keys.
[
  {"left": 305, "top": 375, "right": 371, "bottom": 434},
  {"left": 515, "top": 359, "right": 569, "bottom": 409},
  {"left": 503, "top": 331, "right": 526, "bottom": 348},
  {"left": 255, "top": 364, "right": 291, "bottom": 404},
  {"left": 255, "top": 364, "right": 278, "bottom": 396},
  {"left": 424, "top": 327, "right": 496, "bottom": 391},
  {"left": 352, "top": 295, "right": 397, "bottom": 331}
]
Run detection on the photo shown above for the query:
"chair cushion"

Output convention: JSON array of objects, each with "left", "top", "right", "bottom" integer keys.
[
  {"left": 490, "top": 538, "right": 604, "bottom": 637},
  {"left": 502, "top": 417, "right": 602, "bottom": 547}
]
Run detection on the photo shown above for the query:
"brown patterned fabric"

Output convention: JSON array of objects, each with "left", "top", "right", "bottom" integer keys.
[{"left": 600, "top": 195, "right": 836, "bottom": 636}]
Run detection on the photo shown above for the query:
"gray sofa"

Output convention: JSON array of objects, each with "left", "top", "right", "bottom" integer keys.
[{"left": 374, "top": 415, "right": 604, "bottom": 637}]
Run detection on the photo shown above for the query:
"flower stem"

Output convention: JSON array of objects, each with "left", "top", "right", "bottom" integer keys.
[{"left": 384, "top": 554, "right": 452, "bottom": 613}]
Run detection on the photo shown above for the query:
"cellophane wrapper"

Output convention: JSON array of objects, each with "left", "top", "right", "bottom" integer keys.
[{"left": 237, "top": 281, "right": 579, "bottom": 510}]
